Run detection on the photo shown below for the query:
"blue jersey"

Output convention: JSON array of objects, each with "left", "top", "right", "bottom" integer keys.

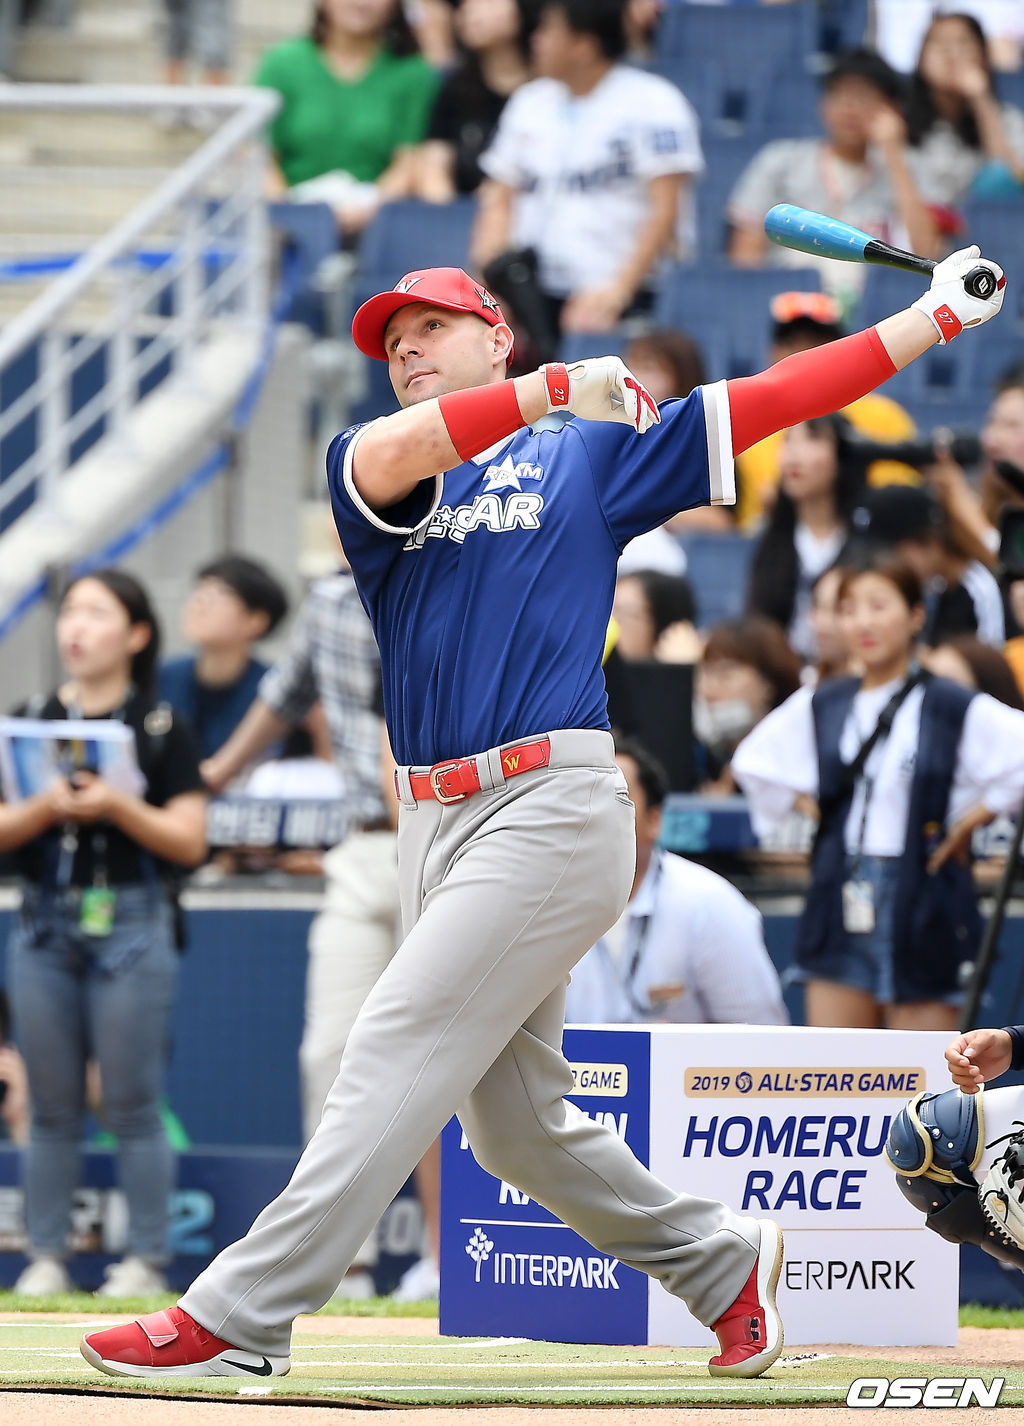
[{"left": 328, "top": 385, "right": 733, "bottom": 766}]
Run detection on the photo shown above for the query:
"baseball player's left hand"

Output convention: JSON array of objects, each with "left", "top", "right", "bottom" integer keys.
[
  {"left": 543, "top": 357, "right": 661, "bottom": 434},
  {"left": 945, "top": 1028, "right": 1012, "bottom": 1092},
  {"left": 911, "top": 245, "right": 1005, "bottom": 344}
]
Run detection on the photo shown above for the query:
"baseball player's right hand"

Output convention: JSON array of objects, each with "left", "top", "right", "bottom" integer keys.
[
  {"left": 542, "top": 357, "right": 661, "bottom": 433},
  {"left": 911, "top": 245, "right": 1005, "bottom": 344}
]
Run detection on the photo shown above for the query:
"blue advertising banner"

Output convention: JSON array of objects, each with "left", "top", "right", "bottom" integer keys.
[
  {"left": 0, "top": 1145, "right": 298, "bottom": 1292},
  {"left": 439, "top": 1026, "right": 651, "bottom": 1345},
  {"left": 0, "top": 1146, "right": 422, "bottom": 1295}
]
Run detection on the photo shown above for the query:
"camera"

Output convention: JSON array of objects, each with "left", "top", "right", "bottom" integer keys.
[
  {"left": 844, "top": 427, "right": 982, "bottom": 470},
  {"left": 999, "top": 506, "right": 1024, "bottom": 580}
]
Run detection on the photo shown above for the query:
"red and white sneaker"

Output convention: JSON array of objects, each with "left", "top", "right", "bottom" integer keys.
[
  {"left": 80, "top": 1305, "right": 290, "bottom": 1378},
  {"left": 708, "top": 1220, "right": 784, "bottom": 1378}
]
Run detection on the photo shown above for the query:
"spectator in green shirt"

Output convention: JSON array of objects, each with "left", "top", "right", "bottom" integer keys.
[{"left": 254, "top": 0, "right": 440, "bottom": 236}]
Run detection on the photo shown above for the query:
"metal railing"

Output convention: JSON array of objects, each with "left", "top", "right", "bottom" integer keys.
[{"left": 0, "top": 84, "right": 279, "bottom": 527}]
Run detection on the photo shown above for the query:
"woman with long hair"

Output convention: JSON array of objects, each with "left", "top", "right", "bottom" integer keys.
[
  {"left": 414, "top": 0, "right": 537, "bottom": 202},
  {"left": 254, "top": 0, "right": 439, "bottom": 234},
  {"left": 905, "top": 11, "right": 1024, "bottom": 204},
  {"left": 746, "top": 414, "right": 867, "bottom": 661},
  {"left": 733, "top": 549, "right": 1024, "bottom": 1031},
  {"left": 0, "top": 571, "right": 207, "bottom": 1298}
]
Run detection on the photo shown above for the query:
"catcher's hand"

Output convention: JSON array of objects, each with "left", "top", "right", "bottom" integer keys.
[
  {"left": 542, "top": 357, "right": 660, "bottom": 434},
  {"left": 945, "top": 1028, "right": 1013, "bottom": 1093},
  {"left": 911, "top": 245, "right": 1006, "bottom": 344},
  {"left": 979, "top": 1130, "right": 1024, "bottom": 1251}
]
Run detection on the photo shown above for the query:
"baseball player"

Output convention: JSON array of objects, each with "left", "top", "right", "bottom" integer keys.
[{"left": 82, "top": 243, "right": 1005, "bottom": 1382}]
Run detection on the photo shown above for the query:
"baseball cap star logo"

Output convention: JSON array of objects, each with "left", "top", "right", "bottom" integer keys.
[{"left": 475, "top": 286, "right": 500, "bottom": 314}]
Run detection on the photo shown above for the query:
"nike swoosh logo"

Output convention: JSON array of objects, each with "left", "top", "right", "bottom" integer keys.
[{"left": 222, "top": 1356, "right": 274, "bottom": 1376}]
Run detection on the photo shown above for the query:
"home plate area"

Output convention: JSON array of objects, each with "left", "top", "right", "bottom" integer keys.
[{"left": 0, "top": 1317, "right": 1022, "bottom": 1407}]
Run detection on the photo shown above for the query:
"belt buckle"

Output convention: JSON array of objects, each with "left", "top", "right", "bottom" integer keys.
[{"left": 430, "top": 760, "right": 468, "bottom": 804}]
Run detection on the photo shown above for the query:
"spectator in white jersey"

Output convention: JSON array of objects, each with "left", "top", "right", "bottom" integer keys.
[
  {"left": 565, "top": 739, "right": 788, "bottom": 1026},
  {"left": 471, "top": 0, "right": 703, "bottom": 354}
]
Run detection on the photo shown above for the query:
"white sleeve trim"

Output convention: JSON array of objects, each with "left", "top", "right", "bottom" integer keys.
[
  {"left": 342, "top": 421, "right": 444, "bottom": 536},
  {"left": 700, "top": 380, "right": 736, "bottom": 506}
]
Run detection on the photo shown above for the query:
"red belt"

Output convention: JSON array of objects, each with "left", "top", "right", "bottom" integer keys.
[{"left": 403, "top": 737, "right": 552, "bottom": 804}]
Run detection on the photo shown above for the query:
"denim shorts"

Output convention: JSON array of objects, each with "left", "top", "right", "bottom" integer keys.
[{"left": 787, "top": 855, "right": 964, "bottom": 1006}]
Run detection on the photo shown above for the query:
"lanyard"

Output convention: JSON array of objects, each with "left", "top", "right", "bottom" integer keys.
[
  {"left": 596, "top": 851, "right": 665, "bottom": 1019},
  {"left": 817, "top": 144, "right": 879, "bottom": 216},
  {"left": 847, "top": 670, "right": 923, "bottom": 868},
  {"left": 54, "top": 691, "right": 130, "bottom": 892}
]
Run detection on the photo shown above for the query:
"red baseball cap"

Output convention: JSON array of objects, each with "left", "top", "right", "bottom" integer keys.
[{"left": 351, "top": 266, "right": 511, "bottom": 361}]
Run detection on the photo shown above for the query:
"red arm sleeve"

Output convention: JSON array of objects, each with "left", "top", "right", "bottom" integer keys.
[{"left": 727, "top": 327, "right": 898, "bottom": 456}]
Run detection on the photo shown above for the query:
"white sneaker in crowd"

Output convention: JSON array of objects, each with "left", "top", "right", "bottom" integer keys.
[
  {"left": 95, "top": 1256, "right": 169, "bottom": 1299},
  {"left": 14, "top": 1257, "right": 73, "bottom": 1297},
  {"left": 391, "top": 1255, "right": 440, "bottom": 1302}
]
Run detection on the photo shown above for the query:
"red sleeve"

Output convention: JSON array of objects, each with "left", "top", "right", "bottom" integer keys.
[{"left": 727, "top": 327, "right": 898, "bottom": 456}]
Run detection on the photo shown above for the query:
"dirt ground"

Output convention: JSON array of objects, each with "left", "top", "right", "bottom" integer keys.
[
  {"left": 4, "top": 1400, "right": 1023, "bottom": 1425},
  {"left": 1, "top": 1318, "right": 1022, "bottom": 1424}
]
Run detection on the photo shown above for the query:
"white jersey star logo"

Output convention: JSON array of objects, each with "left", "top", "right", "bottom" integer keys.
[{"left": 482, "top": 454, "right": 522, "bottom": 492}]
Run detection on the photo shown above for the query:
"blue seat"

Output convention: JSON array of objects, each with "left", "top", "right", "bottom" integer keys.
[
  {"left": 996, "top": 70, "right": 1024, "bottom": 112},
  {"left": 815, "top": 0, "right": 869, "bottom": 54},
  {"left": 268, "top": 202, "right": 338, "bottom": 282},
  {"left": 908, "top": 330, "right": 1023, "bottom": 404},
  {"left": 887, "top": 392, "right": 986, "bottom": 441},
  {"left": 654, "top": 2, "right": 817, "bottom": 137},
  {"left": 695, "top": 135, "right": 763, "bottom": 262},
  {"left": 267, "top": 202, "right": 339, "bottom": 334},
  {"left": 356, "top": 197, "right": 477, "bottom": 289},
  {"left": 851, "top": 264, "right": 926, "bottom": 331},
  {"left": 558, "top": 331, "right": 628, "bottom": 363},
  {"left": 678, "top": 531, "right": 755, "bottom": 628},
  {"left": 656, "top": 266, "right": 822, "bottom": 380},
  {"left": 348, "top": 355, "right": 401, "bottom": 428},
  {"left": 761, "top": 75, "right": 820, "bottom": 139},
  {"left": 656, "top": 1, "right": 815, "bottom": 68},
  {"left": 960, "top": 200, "right": 1024, "bottom": 309},
  {"left": 971, "top": 332, "right": 1024, "bottom": 397},
  {"left": 856, "top": 260, "right": 1023, "bottom": 404}
]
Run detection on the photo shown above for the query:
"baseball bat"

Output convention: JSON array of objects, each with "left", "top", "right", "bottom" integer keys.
[{"left": 763, "top": 204, "right": 998, "bottom": 301}]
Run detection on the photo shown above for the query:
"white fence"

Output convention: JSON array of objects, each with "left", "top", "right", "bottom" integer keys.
[{"left": 0, "top": 84, "right": 278, "bottom": 528}]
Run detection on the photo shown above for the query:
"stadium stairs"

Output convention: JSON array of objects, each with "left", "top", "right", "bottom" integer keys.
[{"left": 0, "top": 0, "right": 311, "bottom": 709}]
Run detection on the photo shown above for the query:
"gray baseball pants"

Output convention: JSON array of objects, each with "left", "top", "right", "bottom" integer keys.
[{"left": 180, "top": 729, "right": 760, "bottom": 1356}]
